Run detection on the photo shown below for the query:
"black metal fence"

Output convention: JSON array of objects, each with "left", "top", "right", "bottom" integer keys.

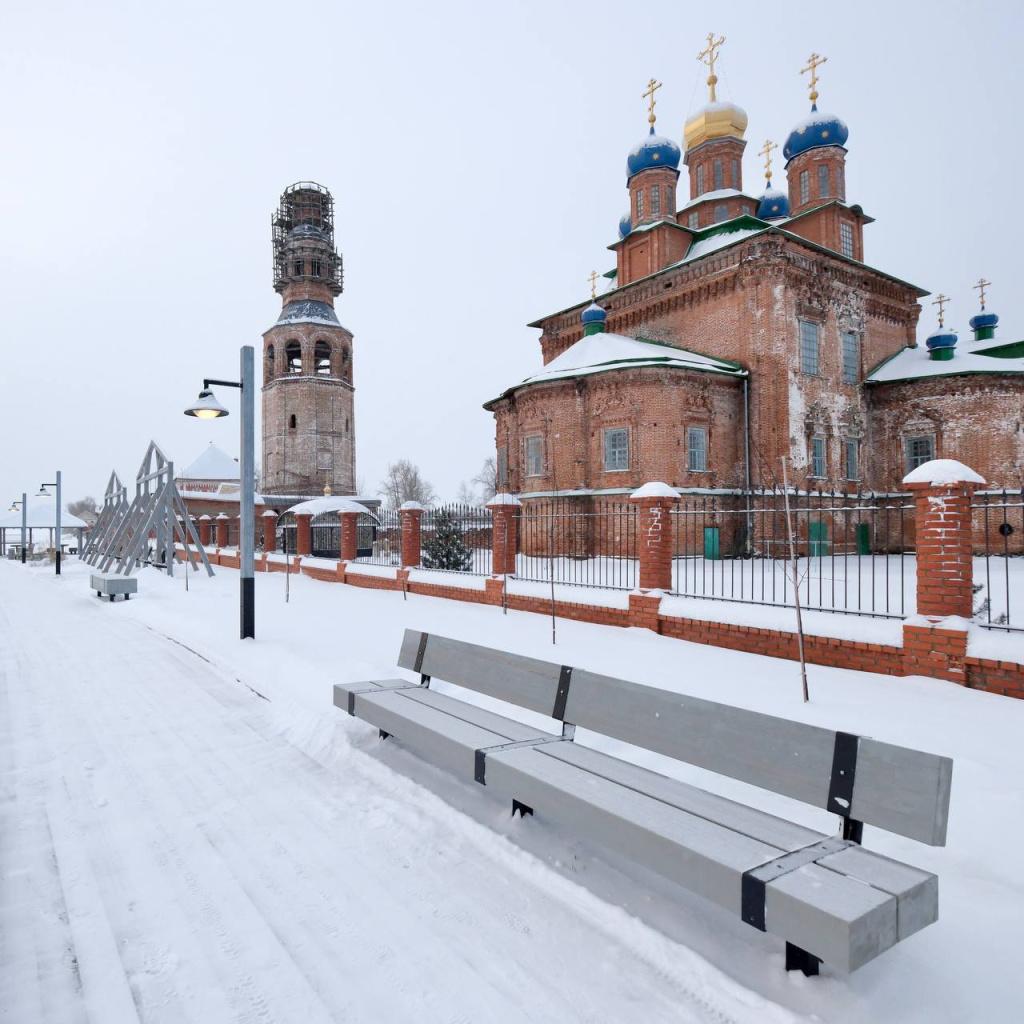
[
  {"left": 419, "top": 504, "right": 492, "bottom": 574},
  {"left": 972, "top": 489, "right": 1024, "bottom": 632},
  {"left": 514, "top": 499, "right": 638, "bottom": 590},
  {"left": 669, "top": 490, "right": 913, "bottom": 618},
  {"left": 354, "top": 509, "right": 401, "bottom": 565}
]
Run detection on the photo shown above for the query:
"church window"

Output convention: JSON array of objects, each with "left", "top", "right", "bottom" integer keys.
[
  {"left": 844, "top": 439, "right": 860, "bottom": 481},
  {"left": 696, "top": 165, "right": 705, "bottom": 194},
  {"left": 905, "top": 435, "right": 935, "bottom": 472},
  {"left": 713, "top": 203, "right": 729, "bottom": 223},
  {"left": 496, "top": 448, "right": 508, "bottom": 488},
  {"left": 265, "top": 345, "right": 275, "bottom": 383},
  {"left": 293, "top": 259, "right": 304, "bottom": 276},
  {"left": 314, "top": 340, "right": 331, "bottom": 376},
  {"left": 841, "top": 330, "right": 860, "bottom": 383},
  {"left": 635, "top": 189, "right": 644, "bottom": 219},
  {"left": 713, "top": 159, "right": 724, "bottom": 190},
  {"left": 799, "top": 320, "right": 820, "bottom": 375},
  {"left": 288, "top": 414, "right": 297, "bottom": 430},
  {"left": 731, "top": 159, "right": 740, "bottom": 188},
  {"left": 836, "top": 164, "right": 846, "bottom": 200},
  {"left": 525, "top": 435, "right": 544, "bottom": 477},
  {"left": 799, "top": 170, "right": 810, "bottom": 205},
  {"left": 840, "top": 222, "right": 855, "bottom": 259},
  {"left": 688, "top": 212, "right": 699, "bottom": 229},
  {"left": 311, "top": 258, "right": 322, "bottom": 277},
  {"left": 687, "top": 427, "right": 708, "bottom": 472},
  {"left": 286, "top": 340, "right": 302, "bottom": 373},
  {"left": 603, "top": 428, "right": 629, "bottom": 472},
  {"left": 818, "top": 165, "right": 830, "bottom": 198},
  {"left": 651, "top": 186, "right": 661, "bottom": 217},
  {"left": 811, "top": 436, "right": 827, "bottom": 478}
]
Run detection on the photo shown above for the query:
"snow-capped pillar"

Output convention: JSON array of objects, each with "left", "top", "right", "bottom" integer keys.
[
  {"left": 904, "top": 460, "right": 985, "bottom": 620},
  {"left": 198, "top": 515, "right": 212, "bottom": 547},
  {"left": 215, "top": 513, "right": 230, "bottom": 548},
  {"left": 630, "top": 483, "right": 678, "bottom": 592},
  {"left": 340, "top": 511, "right": 359, "bottom": 561},
  {"left": 487, "top": 493, "right": 521, "bottom": 575},
  {"left": 399, "top": 502, "right": 425, "bottom": 568},
  {"left": 261, "top": 510, "right": 278, "bottom": 552},
  {"left": 295, "top": 513, "right": 313, "bottom": 556}
]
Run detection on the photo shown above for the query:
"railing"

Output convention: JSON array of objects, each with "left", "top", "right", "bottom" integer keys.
[
  {"left": 419, "top": 504, "right": 493, "bottom": 575},
  {"left": 972, "top": 489, "right": 1024, "bottom": 632},
  {"left": 669, "top": 490, "right": 913, "bottom": 618},
  {"left": 514, "top": 499, "right": 638, "bottom": 591},
  {"left": 354, "top": 509, "right": 401, "bottom": 565}
]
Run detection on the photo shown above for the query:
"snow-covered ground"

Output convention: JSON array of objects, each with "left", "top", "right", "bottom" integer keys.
[{"left": 2, "top": 558, "right": 1022, "bottom": 1023}]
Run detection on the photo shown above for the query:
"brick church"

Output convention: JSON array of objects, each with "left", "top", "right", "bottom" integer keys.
[{"left": 485, "top": 40, "right": 1024, "bottom": 503}]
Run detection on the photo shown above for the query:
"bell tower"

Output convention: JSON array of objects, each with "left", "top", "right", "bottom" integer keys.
[{"left": 261, "top": 182, "right": 356, "bottom": 496}]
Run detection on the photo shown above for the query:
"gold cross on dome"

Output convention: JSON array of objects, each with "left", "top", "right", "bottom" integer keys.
[
  {"left": 759, "top": 139, "right": 777, "bottom": 182},
  {"left": 588, "top": 270, "right": 599, "bottom": 300},
  {"left": 697, "top": 33, "right": 725, "bottom": 102},
  {"left": 642, "top": 78, "right": 662, "bottom": 127},
  {"left": 973, "top": 277, "right": 992, "bottom": 310},
  {"left": 800, "top": 52, "right": 828, "bottom": 104},
  {"left": 932, "top": 293, "right": 949, "bottom": 328}
]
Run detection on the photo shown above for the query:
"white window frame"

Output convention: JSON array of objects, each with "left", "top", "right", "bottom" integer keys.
[
  {"left": 841, "top": 330, "right": 859, "bottom": 384},
  {"left": 650, "top": 185, "right": 660, "bottom": 217},
  {"left": 800, "top": 169, "right": 810, "bottom": 205},
  {"left": 687, "top": 427, "right": 708, "bottom": 473},
  {"left": 904, "top": 435, "right": 935, "bottom": 473},
  {"left": 811, "top": 435, "right": 827, "bottom": 478},
  {"left": 635, "top": 189, "right": 644, "bottom": 219},
  {"left": 840, "top": 222, "right": 854, "bottom": 259},
  {"left": 844, "top": 438, "right": 860, "bottom": 481},
  {"left": 799, "top": 319, "right": 820, "bottom": 375},
  {"left": 603, "top": 427, "right": 629, "bottom": 472},
  {"left": 524, "top": 435, "right": 544, "bottom": 477},
  {"left": 818, "top": 164, "right": 830, "bottom": 198},
  {"left": 713, "top": 159, "right": 724, "bottom": 190},
  {"left": 696, "top": 164, "right": 705, "bottom": 194}
]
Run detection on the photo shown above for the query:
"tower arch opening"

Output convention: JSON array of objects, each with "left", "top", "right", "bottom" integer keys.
[
  {"left": 265, "top": 344, "right": 275, "bottom": 383},
  {"left": 286, "top": 340, "right": 302, "bottom": 374},
  {"left": 314, "top": 340, "right": 332, "bottom": 376}
]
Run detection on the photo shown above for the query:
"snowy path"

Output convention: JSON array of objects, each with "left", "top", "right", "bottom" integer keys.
[{"left": 0, "top": 565, "right": 798, "bottom": 1024}]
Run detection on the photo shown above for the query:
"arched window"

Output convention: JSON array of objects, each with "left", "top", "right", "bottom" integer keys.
[
  {"left": 286, "top": 340, "right": 302, "bottom": 374},
  {"left": 314, "top": 340, "right": 331, "bottom": 376},
  {"left": 265, "top": 344, "right": 275, "bottom": 383},
  {"left": 288, "top": 414, "right": 297, "bottom": 429}
]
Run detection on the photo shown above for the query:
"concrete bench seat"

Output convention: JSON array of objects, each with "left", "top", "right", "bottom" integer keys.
[
  {"left": 335, "top": 630, "right": 952, "bottom": 976},
  {"left": 90, "top": 572, "right": 138, "bottom": 601}
]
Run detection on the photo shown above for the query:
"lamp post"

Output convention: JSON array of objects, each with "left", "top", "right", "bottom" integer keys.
[
  {"left": 8, "top": 497, "right": 26, "bottom": 563},
  {"left": 184, "top": 345, "right": 255, "bottom": 639},
  {"left": 38, "top": 471, "right": 61, "bottom": 574}
]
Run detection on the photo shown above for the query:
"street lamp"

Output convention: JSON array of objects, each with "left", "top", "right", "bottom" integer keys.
[
  {"left": 183, "top": 346, "right": 255, "bottom": 639},
  {"left": 11, "top": 494, "right": 27, "bottom": 563},
  {"left": 38, "top": 471, "right": 62, "bottom": 574}
]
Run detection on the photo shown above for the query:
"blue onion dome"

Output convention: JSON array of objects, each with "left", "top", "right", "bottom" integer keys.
[
  {"left": 969, "top": 311, "right": 999, "bottom": 331},
  {"left": 756, "top": 186, "right": 790, "bottom": 220},
  {"left": 581, "top": 302, "right": 607, "bottom": 326},
  {"left": 783, "top": 105, "right": 849, "bottom": 161},
  {"left": 618, "top": 212, "right": 632, "bottom": 239},
  {"left": 925, "top": 328, "right": 957, "bottom": 355},
  {"left": 626, "top": 127, "right": 681, "bottom": 180}
]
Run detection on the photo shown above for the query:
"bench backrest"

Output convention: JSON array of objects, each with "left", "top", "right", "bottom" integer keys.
[{"left": 398, "top": 629, "right": 953, "bottom": 846}]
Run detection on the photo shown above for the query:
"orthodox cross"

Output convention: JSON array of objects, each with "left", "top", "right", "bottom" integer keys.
[
  {"left": 697, "top": 33, "right": 725, "bottom": 102},
  {"left": 932, "top": 293, "right": 949, "bottom": 328},
  {"left": 973, "top": 277, "right": 992, "bottom": 310},
  {"left": 642, "top": 78, "right": 662, "bottom": 127},
  {"left": 588, "top": 270, "right": 599, "bottom": 300},
  {"left": 759, "top": 139, "right": 777, "bottom": 183},
  {"left": 800, "top": 52, "right": 827, "bottom": 105}
]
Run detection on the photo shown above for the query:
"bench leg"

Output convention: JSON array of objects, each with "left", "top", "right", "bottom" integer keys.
[
  {"left": 842, "top": 817, "right": 864, "bottom": 844},
  {"left": 378, "top": 729, "right": 391, "bottom": 740},
  {"left": 125, "top": 593, "right": 130, "bottom": 601},
  {"left": 109, "top": 594, "right": 115, "bottom": 602},
  {"left": 511, "top": 799, "right": 533, "bottom": 818},
  {"left": 785, "top": 942, "right": 821, "bottom": 977}
]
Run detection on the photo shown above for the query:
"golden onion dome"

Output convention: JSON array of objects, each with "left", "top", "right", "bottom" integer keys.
[{"left": 684, "top": 100, "right": 748, "bottom": 151}]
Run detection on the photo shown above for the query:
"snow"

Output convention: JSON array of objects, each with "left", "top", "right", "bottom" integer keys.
[
  {"left": 680, "top": 187, "right": 744, "bottom": 211},
  {"left": 408, "top": 567, "right": 488, "bottom": 591},
  {"left": 865, "top": 343, "right": 1024, "bottom": 383},
  {"left": 3, "top": 558, "right": 1024, "bottom": 1022},
  {"left": 632, "top": 481, "right": 679, "bottom": 499},
  {"left": 178, "top": 443, "right": 240, "bottom": 482},
  {"left": 399, "top": 500, "right": 425, "bottom": 511},
  {"left": 679, "top": 226, "right": 765, "bottom": 264},
  {"left": 286, "top": 495, "right": 374, "bottom": 517},
  {"left": 487, "top": 492, "right": 522, "bottom": 507},
  {"left": 787, "top": 110, "right": 848, "bottom": 135},
  {"left": 903, "top": 459, "right": 986, "bottom": 486},
  {"left": 0, "top": 499, "right": 88, "bottom": 529}
]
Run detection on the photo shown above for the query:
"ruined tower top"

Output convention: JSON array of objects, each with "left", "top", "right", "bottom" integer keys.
[{"left": 271, "top": 181, "right": 344, "bottom": 305}]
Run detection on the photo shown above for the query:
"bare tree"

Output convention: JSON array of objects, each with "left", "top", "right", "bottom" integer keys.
[
  {"left": 67, "top": 496, "right": 99, "bottom": 524},
  {"left": 455, "top": 480, "right": 477, "bottom": 504},
  {"left": 472, "top": 455, "right": 498, "bottom": 502},
  {"left": 379, "top": 459, "right": 436, "bottom": 507}
]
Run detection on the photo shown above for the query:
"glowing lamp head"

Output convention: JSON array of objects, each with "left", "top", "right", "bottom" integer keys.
[{"left": 184, "top": 388, "right": 229, "bottom": 420}]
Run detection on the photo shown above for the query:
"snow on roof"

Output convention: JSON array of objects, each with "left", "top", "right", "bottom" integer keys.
[
  {"left": 180, "top": 443, "right": 240, "bottom": 481},
  {"left": 680, "top": 188, "right": 745, "bottom": 211},
  {"left": 285, "top": 496, "right": 374, "bottom": 518},
  {"left": 903, "top": 459, "right": 986, "bottom": 486},
  {"left": 0, "top": 500, "right": 89, "bottom": 529},
  {"left": 676, "top": 225, "right": 765, "bottom": 264},
  {"left": 866, "top": 344, "right": 1024, "bottom": 384},
  {"left": 487, "top": 492, "right": 521, "bottom": 507},
  {"left": 631, "top": 482, "right": 679, "bottom": 499},
  {"left": 488, "top": 332, "right": 745, "bottom": 404}
]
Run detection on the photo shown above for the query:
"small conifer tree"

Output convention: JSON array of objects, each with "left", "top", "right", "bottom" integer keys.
[{"left": 421, "top": 508, "right": 472, "bottom": 571}]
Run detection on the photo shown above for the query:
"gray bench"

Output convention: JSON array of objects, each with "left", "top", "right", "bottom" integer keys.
[
  {"left": 335, "top": 629, "right": 952, "bottom": 976},
  {"left": 90, "top": 572, "right": 138, "bottom": 601}
]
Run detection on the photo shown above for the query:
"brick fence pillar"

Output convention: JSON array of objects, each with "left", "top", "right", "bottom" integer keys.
[
  {"left": 487, "top": 493, "right": 521, "bottom": 575},
  {"left": 630, "top": 483, "right": 677, "bottom": 592},
  {"left": 261, "top": 510, "right": 278, "bottom": 552},
  {"left": 296, "top": 513, "right": 312, "bottom": 556},
  {"left": 198, "top": 515, "right": 212, "bottom": 547},
  {"left": 340, "top": 511, "right": 359, "bottom": 561},
  {"left": 215, "top": 513, "right": 230, "bottom": 548},
  {"left": 399, "top": 502, "right": 424, "bottom": 568}
]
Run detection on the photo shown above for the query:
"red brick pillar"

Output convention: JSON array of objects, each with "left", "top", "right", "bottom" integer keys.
[
  {"left": 904, "top": 461, "right": 985, "bottom": 619},
  {"left": 487, "top": 494, "right": 520, "bottom": 575},
  {"left": 199, "top": 515, "right": 212, "bottom": 547},
  {"left": 261, "top": 511, "right": 278, "bottom": 552},
  {"left": 215, "top": 513, "right": 230, "bottom": 548},
  {"left": 340, "top": 511, "right": 359, "bottom": 561},
  {"left": 296, "top": 513, "right": 312, "bottom": 556},
  {"left": 399, "top": 502, "right": 424, "bottom": 568},
  {"left": 630, "top": 483, "right": 677, "bottom": 592}
]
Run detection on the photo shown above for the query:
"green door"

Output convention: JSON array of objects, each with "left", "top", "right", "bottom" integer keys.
[
  {"left": 703, "top": 526, "right": 721, "bottom": 560},
  {"left": 855, "top": 522, "right": 871, "bottom": 555},
  {"left": 809, "top": 520, "right": 830, "bottom": 556}
]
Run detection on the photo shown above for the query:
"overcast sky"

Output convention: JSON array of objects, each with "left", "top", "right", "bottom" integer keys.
[{"left": 2, "top": 0, "right": 1021, "bottom": 508}]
